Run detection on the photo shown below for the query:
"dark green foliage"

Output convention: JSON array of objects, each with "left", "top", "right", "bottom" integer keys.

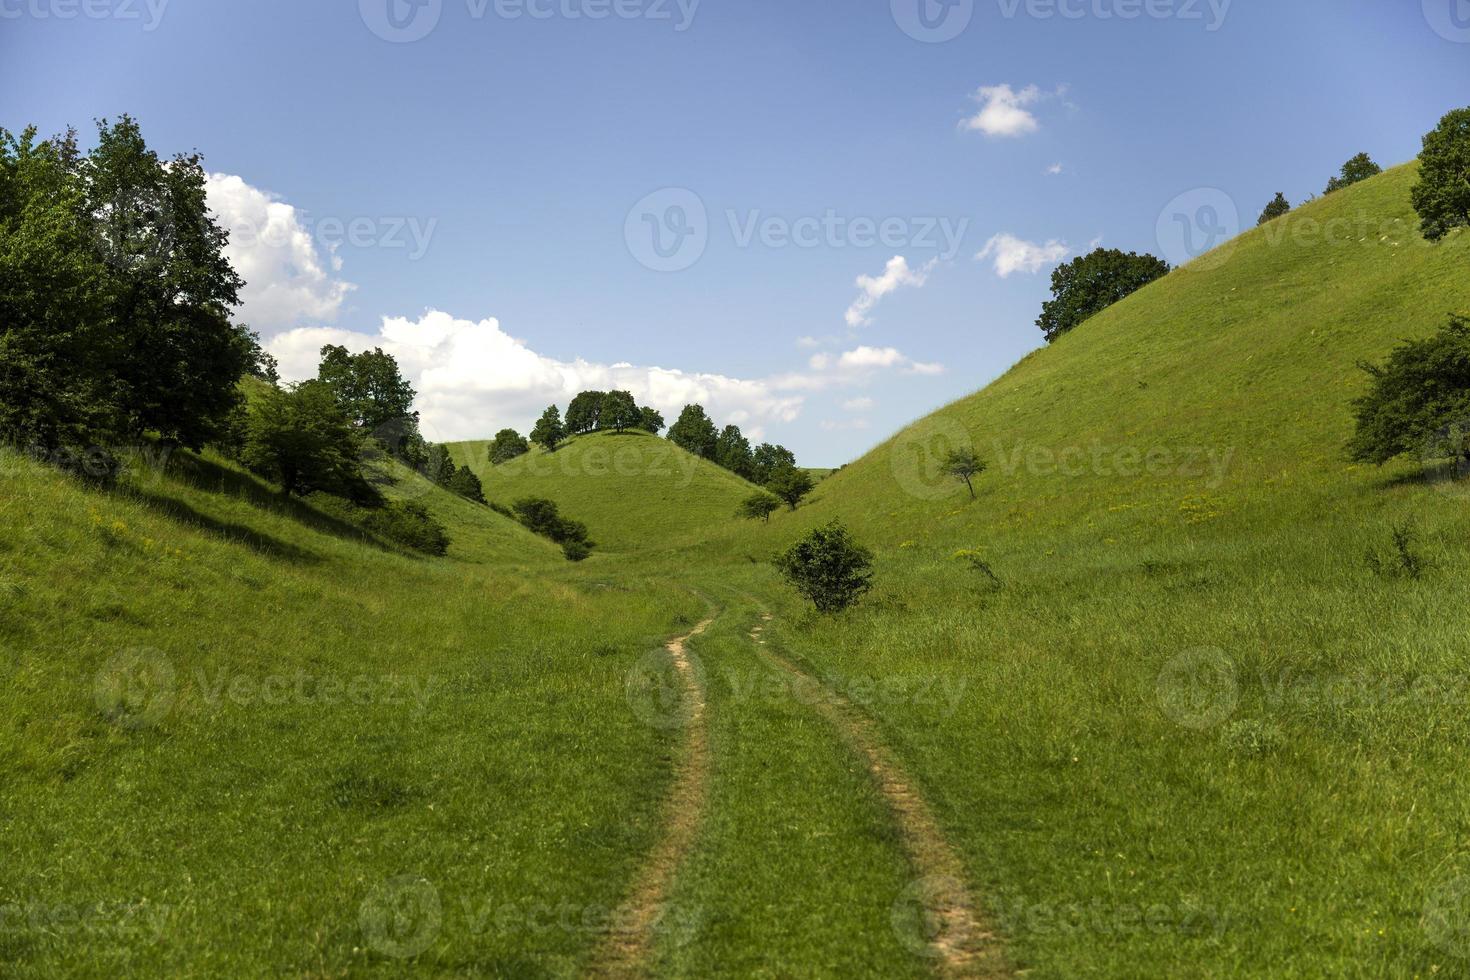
[
  {"left": 488, "top": 428, "right": 529, "bottom": 464},
  {"left": 773, "top": 520, "right": 874, "bottom": 613},
  {"left": 1348, "top": 316, "right": 1470, "bottom": 468},
  {"left": 448, "top": 465, "right": 485, "bottom": 504},
  {"left": 943, "top": 448, "right": 986, "bottom": 499},
  {"left": 241, "top": 381, "right": 376, "bottom": 501},
  {"left": 424, "top": 443, "right": 458, "bottom": 487},
  {"left": 511, "top": 497, "right": 594, "bottom": 560},
  {"left": 1325, "top": 153, "right": 1382, "bottom": 195},
  {"left": 1364, "top": 520, "right": 1429, "bottom": 580},
  {"left": 530, "top": 405, "right": 566, "bottom": 451},
  {"left": 667, "top": 404, "right": 718, "bottom": 459},
  {"left": 316, "top": 345, "right": 417, "bottom": 432},
  {"left": 1036, "top": 248, "right": 1170, "bottom": 342},
  {"left": 1412, "top": 107, "right": 1470, "bottom": 242},
  {"left": 638, "top": 405, "right": 665, "bottom": 435},
  {"left": 715, "top": 424, "right": 755, "bottom": 479},
  {"left": 1257, "top": 192, "right": 1291, "bottom": 226},
  {"left": 751, "top": 443, "right": 797, "bottom": 485},
  {"left": 307, "top": 493, "right": 450, "bottom": 556},
  {"left": 600, "top": 390, "right": 640, "bottom": 433},
  {"left": 565, "top": 391, "right": 604, "bottom": 435},
  {"left": 767, "top": 466, "right": 815, "bottom": 511},
  {"left": 737, "top": 492, "right": 781, "bottom": 523}
]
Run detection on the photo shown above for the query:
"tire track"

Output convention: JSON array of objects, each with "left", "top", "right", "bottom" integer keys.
[
  {"left": 746, "top": 608, "right": 1011, "bottom": 979},
  {"left": 586, "top": 613, "right": 715, "bottom": 979}
]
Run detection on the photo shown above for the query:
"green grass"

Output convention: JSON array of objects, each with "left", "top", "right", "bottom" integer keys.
[{"left": 6, "top": 163, "right": 1470, "bottom": 977}]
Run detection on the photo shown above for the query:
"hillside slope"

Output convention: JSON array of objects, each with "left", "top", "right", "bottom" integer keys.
[
  {"left": 701, "top": 162, "right": 1470, "bottom": 975},
  {"left": 450, "top": 431, "right": 760, "bottom": 553}
]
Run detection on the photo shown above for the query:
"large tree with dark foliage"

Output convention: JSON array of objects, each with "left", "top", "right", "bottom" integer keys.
[
  {"left": 751, "top": 443, "right": 797, "bottom": 485},
  {"left": 638, "top": 405, "right": 665, "bottom": 435},
  {"left": 1257, "top": 193, "right": 1291, "bottom": 226},
  {"left": 317, "top": 345, "right": 417, "bottom": 433},
  {"left": 488, "top": 428, "right": 529, "bottom": 464},
  {"left": 565, "top": 391, "right": 604, "bottom": 435},
  {"left": 667, "top": 404, "right": 718, "bottom": 459},
  {"left": 1324, "top": 152, "right": 1382, "bottom": 194},
  {"left": 600, "top": 390, "right": 640, "bottom": 434},
  {"left": 1348, "top": 315, "right": 1470, "bottom": 470},
  {"left": 1412, "top": 108, "right": 1470, "bottom": 243},
  {"left": 714, "top": 424, "right": 755, "bottom": 479},
  {"left": 1036, "top": 247, "right": 1170, "bottom": 343},
  {"left": 241, "top": 381, "right": 374, "bottom": 500},
  {"left": 530, "top": 405, "right": 566, "bottom": 451}
]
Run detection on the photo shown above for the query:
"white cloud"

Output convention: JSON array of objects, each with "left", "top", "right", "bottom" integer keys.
[
  {"left": 1046, "top": 163, "right": 1065, "bottom": 175},
  {"left": 844, "top": 256, "right": 934, "bottom": 328},
  {"left": 842, "top": 397, "right": 875, "bottom": 412},
  {"left": 796, "top": 335, "right": 821, "bottom": 349},
  {"left": 206, "top": 174, "right": 354, "bottom": 334},
  {"left": 772, "top": 345, "right": 943, "bottom": 391},
  {"left": 268, "top": 310, "right": 804, "bottom": 442},
  {"left": 963, "top": 84, "right": 1043, "bottom": 138},
  {"left": 975, "top": 233, "right": 1069, "bottom": 277}
]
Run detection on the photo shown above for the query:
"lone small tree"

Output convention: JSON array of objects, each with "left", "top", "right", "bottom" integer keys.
[
  {"left": 944, "top": 448, "right": 987, "bottom": 499},
  {"left": 1412, "top": 107, "right": 1470, "bottom": 242},
  {"left": 530, "top": 405, "right": 566, "bottom": 452},
  {"left": 638, "top": 405, "right": 666, "bottom": 435},
  {"left": 601, "top": 390, "right": 640, "bottom": 434},
  {"left": 1348, "top": 315, "right": 1470, "bottom": 473},
  {"left": 767, "top": 466, "right": 815, "bottom": 511},
  {"left": 737, "top": 492, "right": 781, "bottom": 523},
  {"left": 1325, "top": 152, "right": 1382, "bottom": 194},
  {"left": 1257, "top": 193, "right": 1291, "bottom": 226},
  {"left": 774, "top": 521, "right": 874, "bottom": 613},
  {"left": 488, "top": 428, "right": 529, "bottom": 464}
]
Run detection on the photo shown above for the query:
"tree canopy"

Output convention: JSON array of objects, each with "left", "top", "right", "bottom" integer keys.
[
  {"left": 667, "top": 404, "right": 719, "bottom": 459},
  {"left": 1257, "top": 192, "right": 1291, "bottom": 226},
  {"left": 317, "top": 345, "right": 417, "bottom": 433},
  {"left": 767, "top": 466, "right": 815, "bottom": 510},
  {"left": 1348, "top": 315, "right": 1470, "bottom": 469},
  {"left": 1036, "top": 247, "right": 1170, "bottom": 343},
  {"left": 488, "top": 428, "right": 529, "bottom": 464},
  {"left": 530, "top": 405, "right": 566, "bottom": 451},
  {"left": 600, "top": 390, "right": 640, "bottom": 433},
  {"left": 1325, "top": 152, "right": 1382, "bottom": 194},
  {"left": 1412, "top": 107, "right": 1470, "bottom": 242},
  {"left": 565, "top": 390, "right": 604, "bottom": 435}
]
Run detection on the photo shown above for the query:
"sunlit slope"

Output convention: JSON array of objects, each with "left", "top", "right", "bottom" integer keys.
[
  {"left": 773, "top": 162, "right": 1470, "bottom": 551},
  {"left": 451, "top": 431, "right": 760, "bottom": 553}
]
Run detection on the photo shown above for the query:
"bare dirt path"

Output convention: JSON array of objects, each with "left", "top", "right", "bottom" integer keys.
[
  {"left": 586, "top": 613, "right": 715, "bottom": 979},
  {"left": 746, "top": 610, "right": 1011, "bottom": 980}
]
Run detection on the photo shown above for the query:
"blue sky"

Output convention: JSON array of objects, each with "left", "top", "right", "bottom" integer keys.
[{"left": 5, "top": 0, "right": 1468, "bottom": 464}]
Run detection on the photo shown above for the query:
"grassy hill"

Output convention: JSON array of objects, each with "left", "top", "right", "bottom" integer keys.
[
  {"left": 449, "top": 430, "right": 760, "bottom": 553},
  {"left": 696, "top": 162, "right": 1470, "bottom": 975}
]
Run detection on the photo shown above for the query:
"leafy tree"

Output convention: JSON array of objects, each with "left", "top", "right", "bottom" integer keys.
[
  {"left": 667, "top": 404, "right": 718, "bottom": 459},
  {"left": 85, "top": 116, "right": 252, "bottom": 449},
  {"left": 424, "top": 443, "right": 458, "bottom": 487},
  {"left": 1348, "top": 315, "right": 1470, "bottom": 470},
  {"left": 511, "top": 497, "right": 594, "bottom": 560},
  {"left": 638, "top": 405, "right": 665, "bottom": 435},
  {"left": 714, "top": 424, "right": 755, "bottom": 479},
  {"left": 767, "top": 466, "right": 815, "bottom": 511},
  {"left": 1325, "top": 152, "right": 1382, "bottom": 194},
  {"left": 751, "top": 443, "right": 798, "bottom": 485},
  {"left": 1412, "top": 107, "right": 1470, "bottom": 242},
  {"left": 1036, "top": 248, "right": 1170, "bottom": 343},
  {"left": 488, "top": 428, "right": 529, "bottom": 464},
  {"left": 448, "top": 465, "right": 486, "bottom": 503},
  {"left": 943, "top": 448, "right": 987, "bottom": 499},
  {"left": 0, "top": 126, "right": 118, "bottom": 451},
  {"left": 774, "top": 520, "right": 874, "bottom": 613},
  {"left": 1257, "top": 192, "right": 1291, "bottom": 226},
  {"left": 601, "top": 390, "right": 640, "bottom": 434},
  {"left": 737, "top": 492, "right": 781, "bottom": 523},
  {"left": 317, "top": 345, "right": 417, "bottom": 432},
  {"left": 241, "top": 381, "right": 374, "bottom": 500},
  {"left": 530, "top": 405, "right": 566, "bottom": 451},
  {"left": 565, "top": 391, "right": 604, "bottom": 435}
]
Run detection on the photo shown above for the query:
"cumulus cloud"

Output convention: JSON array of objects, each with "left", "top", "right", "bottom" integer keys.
[
  {"left": 976, "top": 233, "right": 1069, "bottom": 277},
  {"left": 268, "top": 310, "right": 805, "bottom": 442},
  {"left": 773, "top": 345, "right": 943, "bottom": 390},
  {"left": 962, "top": 84, "right": 1070, "bottom": 138},
  {"left": 842, "top": 397, "right": 875, "bottom": 411},
  {"left": 844, "top": 256, "right": 934, "bottom": 328},
  {"left": 206, "top": 174, "right": 354, "bottom": 334},
  {"left": 1046, "top": 163, "right": 1065, "bottom": 175}
]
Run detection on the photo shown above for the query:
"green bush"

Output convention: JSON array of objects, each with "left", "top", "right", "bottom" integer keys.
[
  {"left": 306, "top": 494, "right": 450, "bottom": 556},
  {"left": 1412, "top": 107, "right": 1470, "bottom": 242},
  {"left": 774, "top": 520, "right": 874, "bottom": 613},
  {"left": 511, "top": 497, "right": 594, "bottom": 560},
  {"left": 562, "top": 540, "right": 592, "bottom": 562}
]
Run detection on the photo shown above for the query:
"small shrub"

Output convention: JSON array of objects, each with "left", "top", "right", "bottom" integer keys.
[
  {"left": 737, "top": 492, "right": 781, "bottom": 523},
  {"left": 359, "top": 500, "right": 451, "bottom": 556},
  {"left": 511, "top": 497, "right": 595, "bottom": 560},
  {"left": 774, "top": 520, "right": 874, "bottom": 613},
  {"left": 1364, "top": 520, "right": 1429, "bottom": 580},
  {"left": 562, "top": 540, "right": 592, "bottom": 562}
]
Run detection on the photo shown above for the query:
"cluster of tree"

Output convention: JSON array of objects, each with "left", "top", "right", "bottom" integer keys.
[
  {"left": 0, "top": 118, "right": 264, "bottom": 462},
  {"left": 1413, "top": 107, "right": 1470, "bottom": 242},
  {"left": 1324, "top": 152, "right": 1382, "bottom": 195},
  {"left": 509, "top": 497, "right": 594, "bottom": 561},
  {"left": 1036, "top": 248, "right": 1171, "bottom": 343},
  {"left": 565, "top": 390, "right": 664, "bottom": 437},
  {"left": 666, "top": 404, "right": 802, "bottom": 483}
]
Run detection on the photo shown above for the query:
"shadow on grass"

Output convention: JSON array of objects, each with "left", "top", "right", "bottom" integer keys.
[
  {"left": 122, "top": 487, "right": 322, "bottom": 564},
  {"left": 1374, "top": 459, "right": 1470, "bottom": 492}
]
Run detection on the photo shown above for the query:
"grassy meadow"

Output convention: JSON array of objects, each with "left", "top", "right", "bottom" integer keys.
[{"left": 4, "top": 162, "right": 1470, "bottom": 977}]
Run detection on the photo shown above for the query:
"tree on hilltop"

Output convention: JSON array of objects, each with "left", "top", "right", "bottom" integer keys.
[
  {"left": 1325, "top": 152, "right": 1382, "bottom": 194},
  {"left": 1036, "top": 247, "right": 1170, "bottom": 343},
  {"left": 565, "top": 391, "right": 604, "bottom": 435},
  {"left": 530, "top": 405, "right": 566, "bottom": 451},
  {"left": 1412, "top": 108, "right": 1470, "bottom": 242},
  {"left": 1257, "top": 192, "right": 1291, "bottom": 226},
  {"left": 668, "top": 404, "right": 718, "bottom": 459},
  {"left": 601, "top": 390, "right": 641, "bottom": 434}
]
